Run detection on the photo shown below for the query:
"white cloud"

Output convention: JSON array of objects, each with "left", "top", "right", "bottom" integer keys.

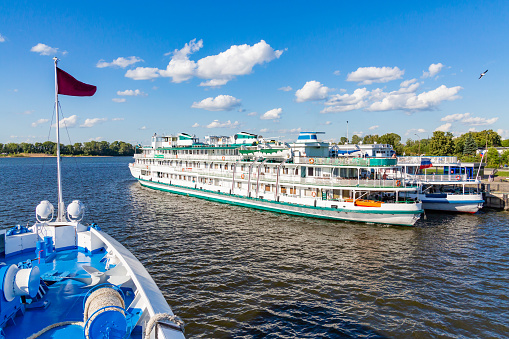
[
  {"left": 112, "top": 118, "right": 124, "bottom": 121},
  {"left": 18, "top": 110, "right": 34, "bottom": 115},
  {"left": 80, "top": 118, "right": 107, "bottom": 128},
  {"left": 31, "top": 43, "right": 58, "bottom": 56},
  {"left": 260, "top": 108, "right": 282, "bottom": 120},
  {"left": 435, "top": 123, "right": 452, "bottom": 132},
  {"left": 191, "top": 95, "right": 241, "bottom": 111},
  {"left": 192, "top": 123, "right": 200, "bottom": 128},
  {"left": 405, "top": 128, "right": 426, "bottom": 135},
  {"left": 206, "top": 120, "right": 240, "bottom": 129},
  {"left": 139, "top": 126, "right": 147, "bottom": 130},
  {"left": 347, "top": 66, "right": 404, "bottom": 85},
  {"left": 260, "top": 128, "right": 269, "bottom": 133},
  {"left": 0, "top": 34, "right": 5, "bottom": 42},
  {"left": 89, "top": 137, "right": 103, "bottom": 141},
  {"left": 400, "top": 79, "right": 417, "bottom": 87},
  {"left": 324, "top": 121, "right": 332, "bottom": 125},
  {"left": 353, "top": 131, "right": 364, "bottom": 137},
  {"left": 369, "top": 125, "right": 379, "bottom": 130},
  {"left": 422, "top": 63, "right": 444, "bottom": 78},
  {"left": 333, "top": 70, "right": 341, "bottom": 76},
  {"left": 247, "top": 112, "right": 257, "bottom": 116},
  {"left": 127, "top": 39, "right": 284, "bottom": 87},
  {"left": 96, "top": 56, "right": 143, "bottom": 68},
  {"left": 278, "top": 86, "right": 292, "bottom": 92},
  {"left": 322, "top": 88, "right": 370, "bottom": 113},
  {"left": 112, "top": 98, "right": 126, "bottom": 103},
  {"left": 53, "top": 115, "right": 78, "bottom": 128},
  {"left": 295, "top": 81, "right": 332, "bottom": 102},
  {"left": 160, "top": 39, "right": 203, "bottom": 83},
  {"left": 367, "top": 85, "right": 462, "bottom": 112},
  {"left": 199, "top": 79, "right": 229, "bottom": 87},
  {"left": 117, "top": 89, "right": 147, "bottom": 96},
  {"left": 497, "top": 129, "right": 509, "bottom": 139},
  {"left": 441, "top": 112, "right": 498, "bottom": 126},
  {"left": 195, "top": 40, "right": 284, "bottom": 86},
  {"left": 125, "top": 67, "right": 160, "bottom": 80},
  {"left": 31, "top": 118, "right": 49, "bottom": 127}
]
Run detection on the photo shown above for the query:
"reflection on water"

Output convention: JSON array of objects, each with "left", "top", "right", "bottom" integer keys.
[{"left": 1, "top": 157, "right": 508, "bottom": 338}]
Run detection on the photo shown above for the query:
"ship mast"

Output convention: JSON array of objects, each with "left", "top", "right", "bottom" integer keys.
[{"left": 53, "top": 57, "right": 65, "bottom": 222}]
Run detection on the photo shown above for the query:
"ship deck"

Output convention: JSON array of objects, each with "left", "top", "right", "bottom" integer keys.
[{"left": 2, "top": 249, "right": 139, "bottom": 338}]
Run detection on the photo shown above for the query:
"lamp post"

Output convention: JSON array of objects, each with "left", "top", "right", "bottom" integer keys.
[
  {"left": 414, "top": 133, "right": 421, "bottom": 156},
  {"left": 346, "top": 121, "right": 349, "bottom": 144}
]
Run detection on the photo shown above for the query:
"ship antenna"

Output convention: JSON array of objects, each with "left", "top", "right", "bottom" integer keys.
[{"left": 53, "top": 57, "right": 65, "bottom": 222}]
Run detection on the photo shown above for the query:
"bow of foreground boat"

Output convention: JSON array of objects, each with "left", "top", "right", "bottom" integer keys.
[{"left": 0, "top": 212, "right": 186, "bottom": 339}]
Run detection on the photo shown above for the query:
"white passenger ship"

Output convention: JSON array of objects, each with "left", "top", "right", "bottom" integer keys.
[{"left": 129, "top": 132, "right": 423, "bottom": 226}]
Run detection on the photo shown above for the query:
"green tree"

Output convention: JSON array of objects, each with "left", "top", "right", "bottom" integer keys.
[
  {"left": 500, "top": 149, "right": 509, "bottom": 166},
  {"left": 363, "top": 134, "right": 379, "bottom": 144},
  {"left": 428, "top": 131, "right": 454, "bottom": 156},
  {"left": 339, "top": 137, "right": 348, "bottom": 144},
  {"left": 351, "top": 135, "right": 362, "bottom": 144},
  {"left": 486, "top": 147, "right": 500, "bottom": 167},
  {"left": 502, "top": 139, "right": 509, "bottom": 147},
  {"left": 379, "top": 133, "right": 403, "bottom": 155},
  {"left": 463, "top": 133, "right": 477, "bottom": 156}
]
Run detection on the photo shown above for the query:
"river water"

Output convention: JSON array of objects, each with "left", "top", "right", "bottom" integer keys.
[{"left": 1, "top": 157, "right": 508, "bottom": 338}]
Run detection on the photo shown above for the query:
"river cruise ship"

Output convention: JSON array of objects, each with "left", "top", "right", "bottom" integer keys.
[{"left": 129, "top": 132, "right": 423, "bottom": 226}]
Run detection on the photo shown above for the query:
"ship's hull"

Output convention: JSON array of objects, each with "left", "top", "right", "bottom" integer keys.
[{"left": 138, "top": 179, "right": 422, "bottom": 226}]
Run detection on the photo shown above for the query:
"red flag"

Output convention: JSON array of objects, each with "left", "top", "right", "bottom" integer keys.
[{"left": 57, "top": 67, "right": 97, "bottom": 96}]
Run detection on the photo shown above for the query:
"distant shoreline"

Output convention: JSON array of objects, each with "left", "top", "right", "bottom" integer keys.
[{"left": 0, "top": 153, "right": 132, "bottom": 158}]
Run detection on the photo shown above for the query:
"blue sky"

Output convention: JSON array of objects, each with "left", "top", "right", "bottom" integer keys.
[{"left": 1, "top": 1, "right": 508, "bottom": 145}]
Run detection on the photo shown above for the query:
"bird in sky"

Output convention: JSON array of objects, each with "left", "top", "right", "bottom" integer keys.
[{"left": 479, "top": 69, "right": 488, "bottom": 79}]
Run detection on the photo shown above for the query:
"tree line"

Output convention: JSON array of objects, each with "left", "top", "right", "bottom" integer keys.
[
  {"left": 0, "top": 140, "right": 136, "bottom": 156},
  {"left": 345, "top": 129, "right": 509, "bottom": 167}
]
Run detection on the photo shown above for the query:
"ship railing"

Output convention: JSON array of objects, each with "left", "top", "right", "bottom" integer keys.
[
  {"left": 397, "top": 156, "right": 459, "bottom": 165},
  {"left": 405, "top": 174, "right": 480, "bottom": 183}
]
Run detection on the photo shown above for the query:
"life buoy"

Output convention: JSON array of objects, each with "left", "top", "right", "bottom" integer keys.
[
  {"left": 146, "top": 166, "right": 148, "bottom": 169},
  {"left": 312, "top": 191, "right": 316, "bottom": 197},
  {"left": 456, "top": 175, "right": 461, "bottom": 181},
  {"left": 182, "top": 168, "right": 185, "bottom": 172},
  {"left": 309, "top": 158, "right": 315, "bottom": 164},
  {"left": 176, "top": 154, "right": 178, "bottom": 159},
  {"left": 241, "top": 174, "right": 245, "bottom": 179},
  {"left": 396, "top": 180, "right": 401, "bottom": 187},
  {"left": 222, "top": 156, "right": 225, "bottom": 161}
]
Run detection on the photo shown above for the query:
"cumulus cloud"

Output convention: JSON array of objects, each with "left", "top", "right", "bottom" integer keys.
[
  {"left": 125, "top": 67, "right": 160, "bottom": 80},
  {"left": 324, "top": 121, "right": 332, "bottom": 125},
  {"left": 31, "top": 118, "right": 49, "bottom": 127},
  {"left": 260, "top": 108, "right": 282, "bottom": 120},
  {"left": 53, "top": 115, "right": 78, "bottom": 128},
  {"left": 435, "top": 123, "right": 452, "bottom": 132},
  {"left": 333, "top": 70, "right": 341, "bottom": 76},
  {"left": 112, "top": 118, "right": 124, "bottom": 121},
  {"left": 18, "top": 110, "right": 34, "bottom": 115},
  {"left": 260, "top": 128, "right": 269, "bottom": 133},
  {"left": 117, "top": 89, "right": 147, "bottom": 96},
  {"left": 191, "top": 95, "right": 241, "bottom": 111},
  {"left": 192, "top": 123, "right": 200, "bottom": 128},
  {"left": 126, "top": 39, "right": 284, "bottom": 86},
  {"left": 441, "top": 112, "right": 498, "bottom": 126},
  {"left": 112, "top": 98, "right": 126, "bottom": 103},
  {"left": 80, "top": 118, "right": 107, "bottom": 128},
  {"left": 31, "top": 43, "right": 59, "bottom": 56},
  {"left": 497, "top": 129, "right": 509, "bottom": 139},
  {"left": 422, "top": 63, "right": 444, "bottom": 78},
  {"left": 322, "top": 88, "right": 370, "bottom": 113},
  {"left": 247, "top": 112, "right": 257, "bottom": 116},
  {"left": 405, "top": 128, "right": 426, "bottom": 135},
  {"left": 347, "top": 66, "right": 404, "bottom": 85},
  {"left": 278, "top": 86, "right": 292, "bottom": 92},
  {"left": 89, "top": 137, "right": 103, "bottom": 141},
  {"left": 400, "top": 79, "right": 417, "bottom": 88},
  {"left": 367, "top": 85, "right": 462, "bottom": 112},
  {"left": 206, "top": 120, "right": 240, "bottom": 129},
  {"left": 0, "top": 34, "right": 5, "bottom": 42},
  {"left": 97, "top": 56, "right": 143, "bottom": 68},
  {"left": 139, "top": 126, "right": 147, "bottom": 130},
  {"left": 295, "top": 81, "right": 333, "bottom": 102},
  {"left": 160, "top": 39, "right": 202, "bottom": 83},
  {"left": 369, "top": 125, "right": 379, "bottom": 130}
]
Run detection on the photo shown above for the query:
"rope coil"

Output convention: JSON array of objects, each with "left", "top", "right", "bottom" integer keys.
[{"left": 144, "top": 313, "right": 185, "bottom": 338}]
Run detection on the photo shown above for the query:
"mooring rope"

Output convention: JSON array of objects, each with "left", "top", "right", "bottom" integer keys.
[{"left": 144, "top": 313, "right": 185, "bottom": 338}]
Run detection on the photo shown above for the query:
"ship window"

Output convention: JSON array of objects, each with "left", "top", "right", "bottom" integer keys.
[
  {"left": 284, "top": 168, "right": 288, "bottom": 174},
  {"left": 295, "top": 168, "right": 298, "bottom": 175},
  {"left": 315, "top": 168, "right": 321, "bottom": 176},
  {"left": 308, "top": 167, "right": 314, "bottom": 176}
]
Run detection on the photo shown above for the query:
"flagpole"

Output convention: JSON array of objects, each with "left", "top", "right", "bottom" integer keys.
[{"left": 53, "top": 57, "right": 65, "bottom": 222}]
